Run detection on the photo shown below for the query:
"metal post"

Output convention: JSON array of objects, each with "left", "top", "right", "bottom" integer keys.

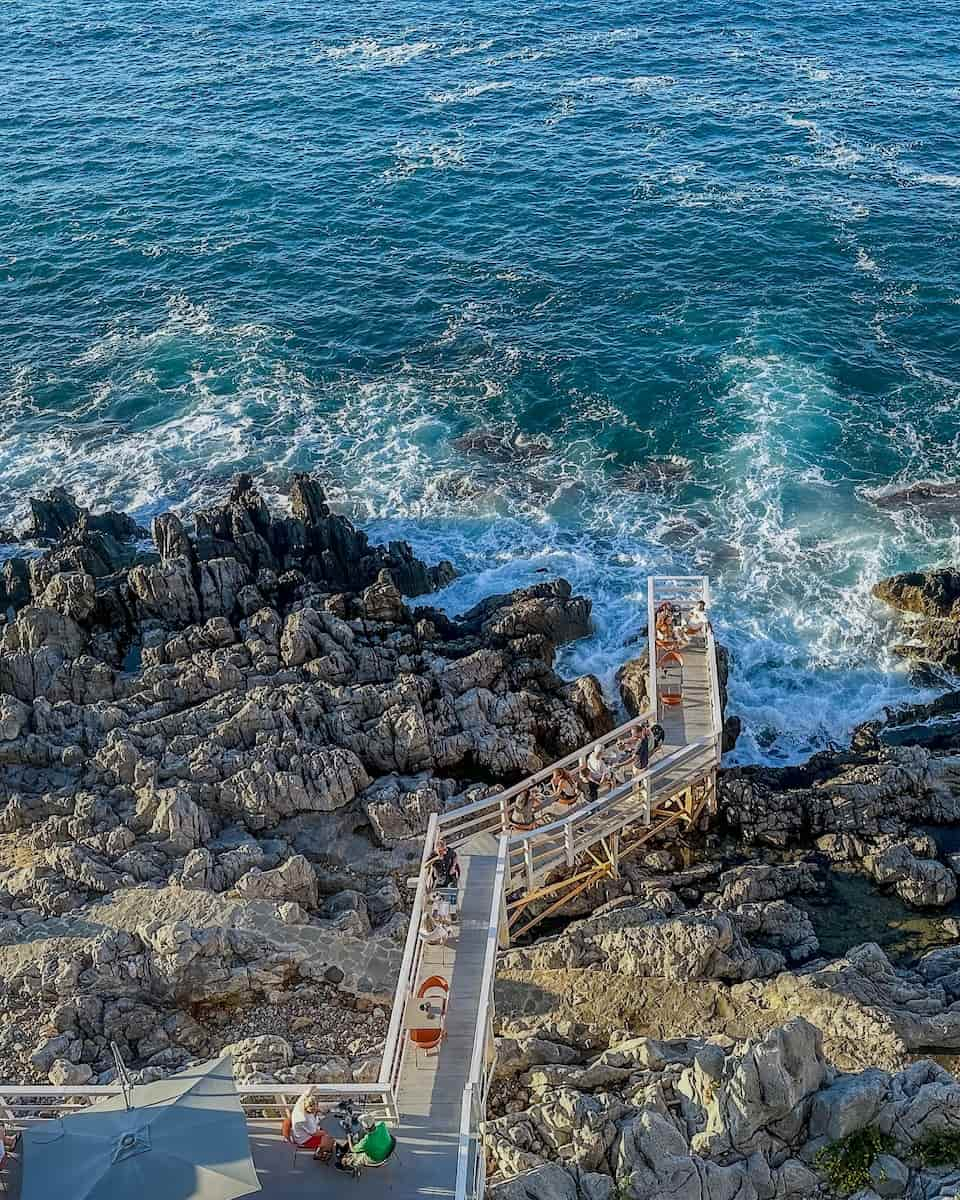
[
  {"left": 642, "top": 776, "right": 651, "bottom": 825},
  {"left": 524, "top": 840, "right": 535, "bottom": 893},
  {"left": 609, "top": 832, "right": 620, "bottom": 880},
  {"left": 564, "top": 823, "right": 575, "bottom": 868}
]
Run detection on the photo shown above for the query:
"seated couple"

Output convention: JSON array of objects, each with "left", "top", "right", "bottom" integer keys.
[{"left": 290, "top": 1093, "right": 394, "bottom": 1170}]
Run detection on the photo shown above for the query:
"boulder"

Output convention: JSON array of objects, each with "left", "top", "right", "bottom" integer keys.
[
  {"left": 234, "top": 855, "right": 319, "bottom": 909},
  {"left": 617, "top": 653, "right": 649, "bottom": 718}
]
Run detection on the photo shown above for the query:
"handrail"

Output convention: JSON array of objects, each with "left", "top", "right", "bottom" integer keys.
[
  {"left": 454, "top": 832, "right": 510, "bottom": 1200},
  {"left": 378, "top": 810, "right": 441, "bottom": 1112},
  {"left": 705, "top": 624, "right": 724, "bottom": 762},
  {"left": 647, "top": 575, "right": 658, "bottom": 714},
  {"left": 438, "top": 705, "right": 655, "bottom": 843},
  {"left": 0, "top": 1082, "right": 397, "bottom": 1120},
  {"left": 506, "top": 736, "right": 714, "bottom": 849}
]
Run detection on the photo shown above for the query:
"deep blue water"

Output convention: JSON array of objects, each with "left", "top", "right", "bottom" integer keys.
[{"left": 3, "top": 1, "right": 960, "bottom": 761}]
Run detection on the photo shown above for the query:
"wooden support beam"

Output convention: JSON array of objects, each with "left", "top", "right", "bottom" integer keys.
[
  {"left": 506, "top": 864, "right": 604, "bottom": 915},
  {"left": 511, "top": 866, "right": 611, "bottom": 940}
]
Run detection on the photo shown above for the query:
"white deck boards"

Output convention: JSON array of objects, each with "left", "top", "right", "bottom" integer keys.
[{"left": 377, "top": 836, "right": 500, "bottom": 1197}]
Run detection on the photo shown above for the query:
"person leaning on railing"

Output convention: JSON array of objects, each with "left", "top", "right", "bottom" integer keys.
[{"left": 425, "top": 837, "right": 461, "bottom": 892}]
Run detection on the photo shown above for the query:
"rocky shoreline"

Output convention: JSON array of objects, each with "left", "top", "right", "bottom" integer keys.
[
  {"left": 5, "top": 476, "right": 960, "bottom": 1197},
  {"left": 0, "top": 473, "right": 608, "bottom": 1089}
]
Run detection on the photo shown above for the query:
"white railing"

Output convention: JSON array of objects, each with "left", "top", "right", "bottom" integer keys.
[
  {"left": 504, "top": 734, "right": 716, "bottom": 892},
  {"left": 454, "top": 834, "right": 510, "bottom": 1200},
  {"left": 0, "top": 1082, "right": 396, "bottom": 1122},
  {"left": 378, "top": 810, "right": 441, "bottom": 1111},
  {"left": 436, "top": 705, "right": 655, "bottom": 850}
]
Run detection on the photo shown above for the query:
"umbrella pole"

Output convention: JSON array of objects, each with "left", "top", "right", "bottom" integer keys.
[{"left": 110, "top": 1042, "right": 134, "bottom": 1111}]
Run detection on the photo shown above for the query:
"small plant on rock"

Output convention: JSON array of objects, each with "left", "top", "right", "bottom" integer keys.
[
  {"left": 815, "top": 1127, "right": 897, "bottom": 1196},
  {"left": 910, "top": 1129, "right": 960, "bottom": 1168}
]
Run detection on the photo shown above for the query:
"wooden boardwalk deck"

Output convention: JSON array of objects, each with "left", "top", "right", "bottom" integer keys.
[{"left": 384, "top": 835, "right": 500, "bottom": 1199}]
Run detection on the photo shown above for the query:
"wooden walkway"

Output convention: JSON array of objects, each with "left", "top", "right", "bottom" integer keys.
[
  {"left": 383, "top": 835, "right": 500, "bottom": 1199},
  {"left": 371, "top": 578, "right": 723, "bottom": 1200}
]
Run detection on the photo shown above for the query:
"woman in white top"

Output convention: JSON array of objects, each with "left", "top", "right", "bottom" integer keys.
[{"left": 291, "top": 1093, "right": 335, "bottom": 1155}]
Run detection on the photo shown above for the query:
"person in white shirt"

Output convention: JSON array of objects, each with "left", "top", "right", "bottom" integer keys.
[
  {"left": 291, "top": 1093, "right": 335, "bottom": 1156},
  {"left": 586, "top": 745, "right": 607, "bottom": 786},
  {"left": 686, "top": 600, "right": 709, "bottom": 638}
]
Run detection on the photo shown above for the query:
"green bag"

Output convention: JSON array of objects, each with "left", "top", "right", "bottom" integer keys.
[{"left": 353, "top": 1121, "right": 394, "bottom": 1164}]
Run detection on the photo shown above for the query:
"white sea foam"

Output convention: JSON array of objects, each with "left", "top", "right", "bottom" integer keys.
[
  {"left": 855, "top": 247, "right": 880, "bottom": 275},
  {"left": 322, "top": 39, "right": 436, "bottom": 68},
  {"left": 450, "top": 39, "right": 494, "bottom": 57},
  {"left": 627, "top": 75, "right": 677, "bottom": 93},
  {"left": 382, "top": 139, "right": 467, "bottom": 183},
  {"left": 5, "top": 300, "right": 956, "bottom": 767},
  {"left": 427, "top": 80, "right": 512, "bottom": 104},
  {"left": 908, "top": 170, "right": 960, "bottom": 188}
]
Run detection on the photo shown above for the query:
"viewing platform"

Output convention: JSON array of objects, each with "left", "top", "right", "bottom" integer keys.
[{"left": 0, "top": 577, "right": 723, "bottom": 1200}]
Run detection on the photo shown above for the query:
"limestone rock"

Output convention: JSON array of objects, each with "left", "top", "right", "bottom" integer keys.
[
  {"left": 234, "top": 855, "right": 319, "bottom": 909},
  {"left": 617, "top": 652, "right": 649, "bottom": 718}
]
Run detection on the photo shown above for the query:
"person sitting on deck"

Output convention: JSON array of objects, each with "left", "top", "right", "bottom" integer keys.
[
  {"left": 655, "top": 602, "right": 676, "bottom": 643},
  {"left": 510, "top": 789, "right": 537, "bottom": 829},
  {"left": 291, "top": 1093, "right": 337, "bottom": 1159},
  {"left": 426, "top": 838, "right": 461, "bottom": 891},
  {"left": 685, "top": 599, "right": 709, "bottom": 638},
  {"left": 419, "top": 909, "right": 449, "bottom": 946},
  {"left": 550, "top": 766, "right": 578, "bottom": 805}
]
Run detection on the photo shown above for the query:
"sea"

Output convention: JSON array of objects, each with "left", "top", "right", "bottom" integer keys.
[{"left": 3, "top": 1, "right": 960, "bottom": 764}]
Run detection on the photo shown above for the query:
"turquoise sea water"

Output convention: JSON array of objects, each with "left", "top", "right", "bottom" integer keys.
[{"left": 3, "top": 1, "right": 960, "bottom": 762}]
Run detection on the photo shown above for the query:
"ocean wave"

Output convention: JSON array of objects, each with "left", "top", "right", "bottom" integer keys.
[
  {"left": 382, "top": 139, "right": 467, "bottom": 183},
  {"left": 321, "top": 38, "right": 436, "bottom": 68},
  {"left": 427, "top": 80, "right": 512, "bottom": 103},
  {"left": 4, "top": 315, "right": 957, "bottom": 767},
  {"left": 449, "top": 38, "right": 494, "bottom": 57}
]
